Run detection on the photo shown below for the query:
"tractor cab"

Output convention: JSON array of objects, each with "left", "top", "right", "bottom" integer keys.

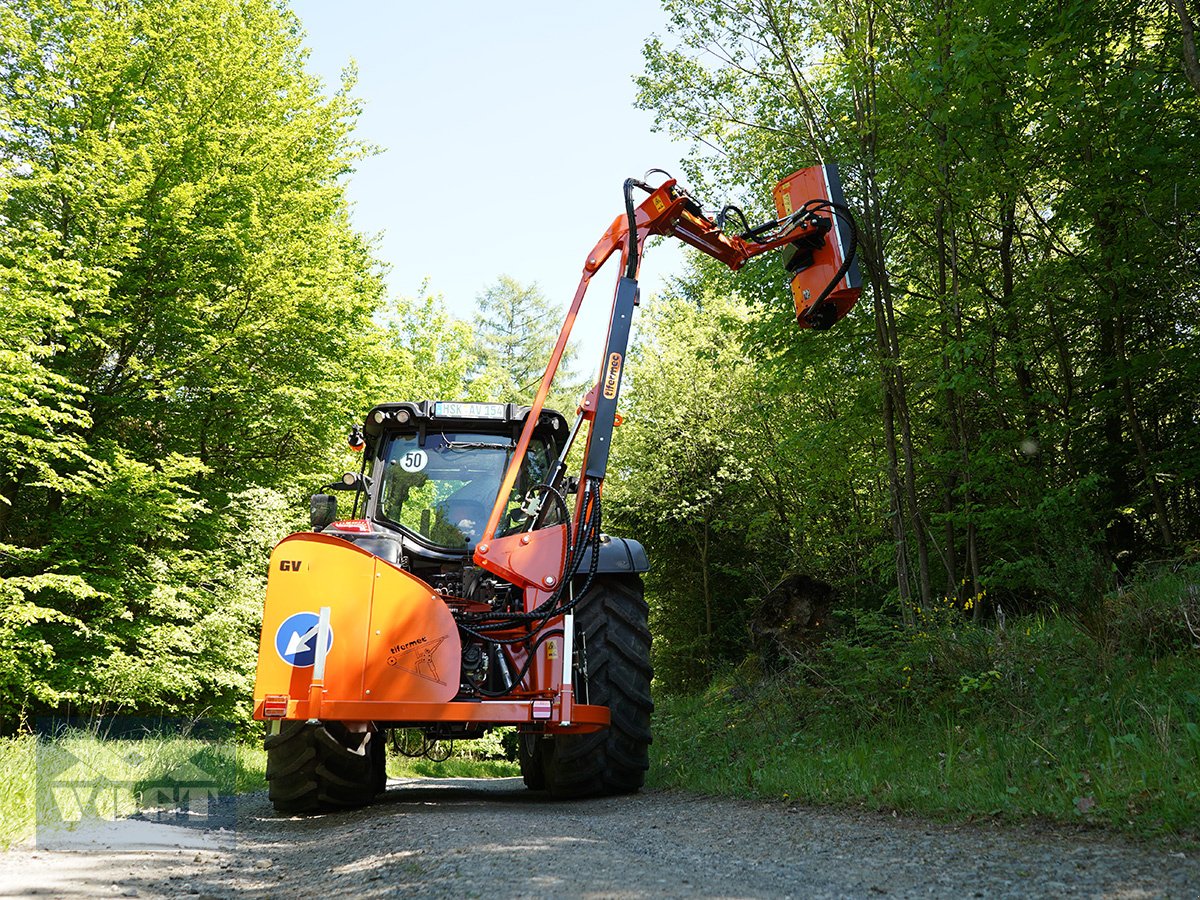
[
  {"left": 313, "top": 400, "right": 570, "bottom": 591},
  {"left": 373, "top": 427, "right": 537, "bottom": 550}
]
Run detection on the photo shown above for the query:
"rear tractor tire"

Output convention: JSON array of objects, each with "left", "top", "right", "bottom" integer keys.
[
  {"left": 265, "top": 721, "right": 387, "bottom": 814},
  {"left": 540, "top": 574, "right": 653, "bottom": 797}
]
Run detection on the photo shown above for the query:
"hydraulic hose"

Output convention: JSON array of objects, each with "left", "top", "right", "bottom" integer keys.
[
  {"left": 456, "top": 477, "right": 603, "bottom": 643},
  {"left": 623, "top": 178, "right": 640, "bottom": 279},
  {"left": 799, "top": 199, "right": 859, "bottom": 321},
  {"left": 473, "top": 629, "right": 564, "bottom": 698}
]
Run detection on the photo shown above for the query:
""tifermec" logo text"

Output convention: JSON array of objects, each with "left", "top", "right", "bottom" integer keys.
[{"left": 603, "top": 352, "right": 622, "bottom": 399}]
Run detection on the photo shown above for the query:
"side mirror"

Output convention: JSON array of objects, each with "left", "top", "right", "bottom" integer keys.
[{"left": 310, "top": 494, "right": 337, "bottom": 531}]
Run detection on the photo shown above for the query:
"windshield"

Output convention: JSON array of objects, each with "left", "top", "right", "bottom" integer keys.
[{"left": 375, "top": 431, "right": 554, "bottom": 549}]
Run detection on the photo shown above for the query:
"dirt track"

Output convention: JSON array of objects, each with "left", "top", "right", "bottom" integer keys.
[{"left": 3, "top": 776, "right": 1199, "bottom": 898}]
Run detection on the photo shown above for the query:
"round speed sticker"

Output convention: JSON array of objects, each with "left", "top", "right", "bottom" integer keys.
[{"left": 399, "top": 449, "right": 428, "bottom": 473}]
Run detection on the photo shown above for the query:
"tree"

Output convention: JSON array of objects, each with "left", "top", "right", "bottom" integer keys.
[
  {"left": 1177, "top": 0, "right": 1200, "bottom": 94},
  {"left": 638, "top": 0, "right": 938, "bottom": 614},
  {"left": 371, "top": 284, "right": 497, "bottom": 403},
  {"left": 0, "top": 0, "right": 387, "bottom": 722},
  {"left": 473, "top": 275, "right": 579, "bottom": 402},
  {"left": 632, "top": 0, "right": 1200, "bottom": 644},
  {"left": 608, "top": 285, "right": 884, "bottom": 686},
  {"left": 607, "top": 290, "right": 763, "bottom": 685}
]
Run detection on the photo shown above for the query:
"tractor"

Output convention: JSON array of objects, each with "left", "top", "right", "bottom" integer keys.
[{"left": 252, "top": 165, "right": 861, "bottom": 812}]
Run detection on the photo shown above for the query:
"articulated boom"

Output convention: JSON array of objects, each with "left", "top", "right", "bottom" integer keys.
[
  {"left": 252, "top": 164, "right": 860, "bottom": 811},
  {"left": 475, "top": 164, "right": 861, "bottom": 580}
]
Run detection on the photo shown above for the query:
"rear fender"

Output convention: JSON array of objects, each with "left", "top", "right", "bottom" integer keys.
[{"left": 576, "top": 536, "right": 650, "bottom": 575}]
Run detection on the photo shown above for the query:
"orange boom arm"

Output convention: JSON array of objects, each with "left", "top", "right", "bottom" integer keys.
[{"left": 475, "top": 164, "right": 862, "bottom": 585}]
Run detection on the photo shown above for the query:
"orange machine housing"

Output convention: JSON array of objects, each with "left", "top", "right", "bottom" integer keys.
[
  {"left": 773, "top": 166, "right": 862, "bottom": 328},
  {"left": 252, "top": 532, "right": 609, "bottom": 731}
]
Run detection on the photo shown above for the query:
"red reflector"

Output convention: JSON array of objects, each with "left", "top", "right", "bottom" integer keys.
[
  {"left": 263, "top": 695, "right": 289, "bottom": 718},
  {"left": 330, "top": 519, "right": 372, "bottom": 533},
  {"left": 531, "top": 700, "right": 553, "bottom": 720}
]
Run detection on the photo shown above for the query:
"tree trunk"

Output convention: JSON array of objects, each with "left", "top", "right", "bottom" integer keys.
[
  {"left": 839, "top": 1, "right": 931, "bottom": 616},
  {"left": 996, "top": 192, "right": 1039, "bottom": 448},
  {"left": 1114, "top": 310, "right": 1175, "bottom": 549},
  {"left": 1098, "top": 315, "right": 1136, "bottom": 561},
  {"left": 933, "top": 0, "right": 961, "bottom": 602},
  {"left": 877, "top": 332, "right": 916, "bottom": 626},
  {"left": 0, "top": 479, "right": 17, "bottom": 545},
  {"left": 695, "top": 520, "right": 714, "bottom": 642},
  {"left": 1176, "top": 0, "right": 1200, "bottom": 94},
  {"left": 936, "top": 194, "right": 961, "bottom": 600}
]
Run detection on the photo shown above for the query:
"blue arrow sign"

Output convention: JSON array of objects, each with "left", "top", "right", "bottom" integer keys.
[{"left": 274, "top": 611, "right": 333, "bottom": 668}]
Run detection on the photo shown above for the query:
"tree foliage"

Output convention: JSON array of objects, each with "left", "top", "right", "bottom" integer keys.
[
  {"left": 624, "top": 0, "right": 1200, "bottom": 684},
  {"left": 4, "top": 0, "right": 1197, "bottom": 716},
  {"left": 0, "top": 0, "right": 388, "bottom": 723},
  {"left": 0, "top": 0, "right": 599, "bottom": 723},
  {"left": 472, "top": 275, "right": 579, "bottom": 403}
]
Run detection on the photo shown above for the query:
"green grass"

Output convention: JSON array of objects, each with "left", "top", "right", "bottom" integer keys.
[
  {"left": 0, "top": 736, "right": 37, "bottom": 850},
  {"left": 384, "top": 727, "right": 519, "bottom": 779},
  {"left": 649, "top": 568, "right": 1200, "bottom": 839},
  {"left": 387, "top": 756, "right": 518, "bottom": 779}
]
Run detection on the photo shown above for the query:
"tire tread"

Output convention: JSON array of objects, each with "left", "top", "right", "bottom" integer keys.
[
  {"left": 265, "top": 723, "right": 384, "bottom": 814},
  {"left": 541, "top": 574, "right": 653, "bottom": 798}
]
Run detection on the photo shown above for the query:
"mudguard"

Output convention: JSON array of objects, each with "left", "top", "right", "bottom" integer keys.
[{"left": 577, "top": 536, "right": 650, "bottom": 575}]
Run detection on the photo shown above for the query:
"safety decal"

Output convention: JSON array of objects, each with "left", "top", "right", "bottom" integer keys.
[
  {"left": 780, "top": 183, "right": 793, "bottom": 215},
  {"left": 275, "top": 611, "right": 334, "bottom": 668},
  {"left": 387, "top": 634, "right": 449, "bottom": 685},
  {"left": 547, "top": 640, "right": 558, "bottom": 660},
  {"left": 398, "top": 449, "right": 428, "bottom": 473},
  {"left": 653, "top": 195, "right": 666, "bottom": 212},
  {"left": 602, "top": 352, "right": 622, "bottom": 399}
]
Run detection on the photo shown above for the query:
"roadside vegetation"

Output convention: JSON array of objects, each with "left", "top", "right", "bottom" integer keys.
[
  {"left": 0, "top": 729, "right": 267, "bottom": 851},
  {"left": 648, "top": 564, "right": 1200, "bottom": 838},
  {"left": 0, "top": 727, "right": 516, "bottom": 850},
  {"left": 0, "top": 0, "right": 577, "bottom": 727},
  {"left": 614, "top": 0, "right": 1200, "bottom": 843}
]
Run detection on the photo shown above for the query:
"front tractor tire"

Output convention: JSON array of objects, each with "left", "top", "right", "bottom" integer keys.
[
  {"left": 265, "top": 721, "right": 386, "bottom": 814},
  {"left": 518, "top": 733, "right": 547, "bottom": 790},
  {"left": 539, "top": 574, "right": 653, "bottom": 797}
]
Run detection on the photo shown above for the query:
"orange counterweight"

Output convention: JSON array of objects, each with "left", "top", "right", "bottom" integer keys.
[{"left": 253, "top": 531, "right": 606, "bottom": 731}]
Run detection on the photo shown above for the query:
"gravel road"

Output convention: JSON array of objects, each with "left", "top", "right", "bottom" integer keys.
[{"left": 3, "top": 776, "right": 1198, "bottom": 898}]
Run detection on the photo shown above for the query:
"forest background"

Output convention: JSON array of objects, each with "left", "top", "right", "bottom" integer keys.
[{"left": 2, "top": 0, "right": 1199, "bottom": 830}]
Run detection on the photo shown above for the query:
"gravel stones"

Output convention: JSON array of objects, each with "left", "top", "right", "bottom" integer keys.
[{"left": 3, "top": 776, "right": 1197, "bottom": 898}]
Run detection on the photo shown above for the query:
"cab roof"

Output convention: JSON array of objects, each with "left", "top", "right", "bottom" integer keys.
[{"left": 362, "top": 400, "right": 569, "bottom": 438}]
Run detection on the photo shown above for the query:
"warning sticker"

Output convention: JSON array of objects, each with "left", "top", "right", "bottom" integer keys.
[{"left": 399, "top": 449, "right": 428, "bottom": 473}]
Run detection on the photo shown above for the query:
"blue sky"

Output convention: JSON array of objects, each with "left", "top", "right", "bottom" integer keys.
[{"left": 289, "top": 1, "right": 696, "bottom": 374}]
